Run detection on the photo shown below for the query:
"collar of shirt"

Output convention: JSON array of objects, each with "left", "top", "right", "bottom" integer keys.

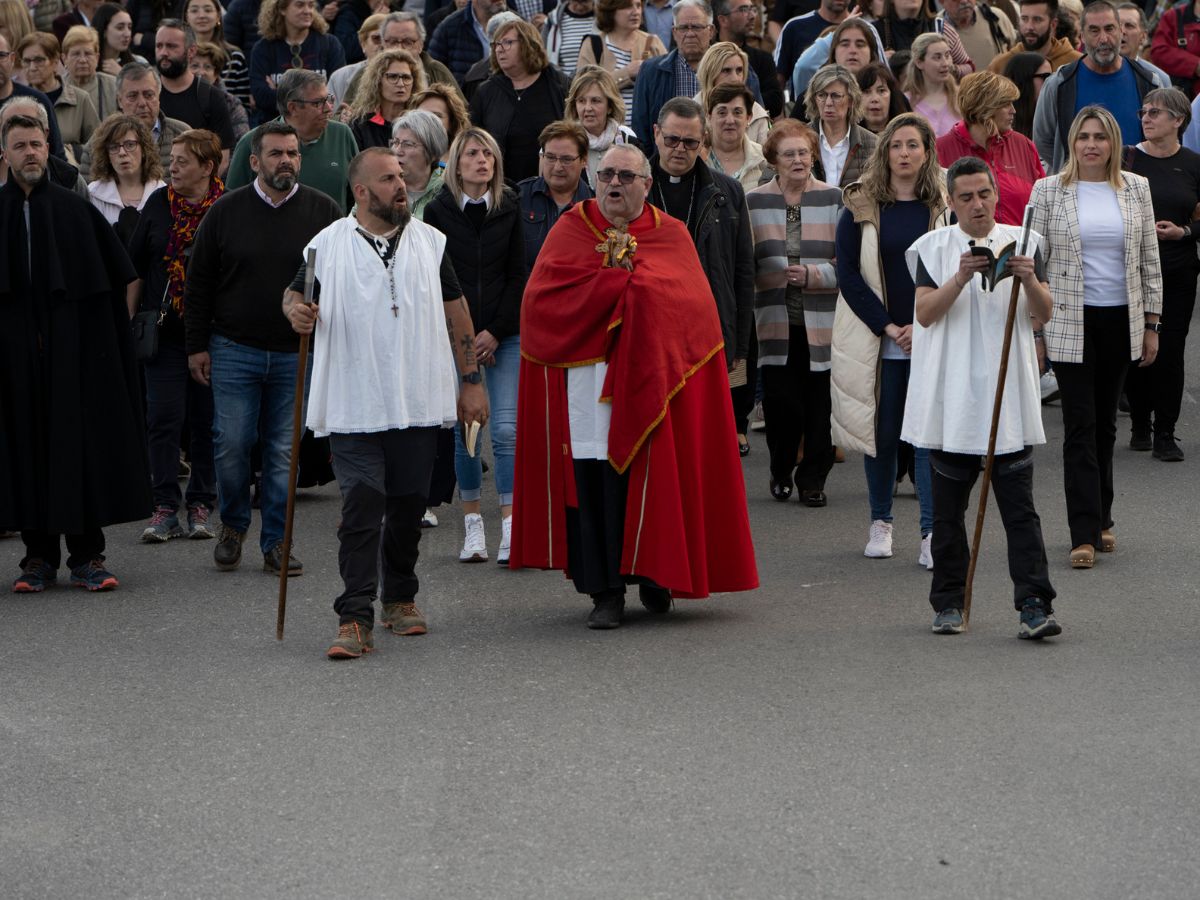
[
  {"left": 254, "top": 179, "right": 300, "bottom": 208},
  {"left": 460, "top": 189, "right": 492, "bottom": 211},
  {"left": 471, "top": 11, "right": 490, "bottom": 56},
  {"left": 674, "top": 52, "right": 699, "bottom": 99}
]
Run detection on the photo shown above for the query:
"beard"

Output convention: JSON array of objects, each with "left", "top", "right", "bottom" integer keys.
[
  {"left": 157, "top": 55, "right": 189, "bottom": 79},
  {"left": 12, "top": 161, "right": 46, "bottom": 188},
  {"left": 264, "top": 168, "right": 297, "bottom": 191},
  {"left": 367, "top": 187, "right": 411, "bottom": 227},
  {"left": 1021, "top": 27, "right": 1051, "bottom": 51}
]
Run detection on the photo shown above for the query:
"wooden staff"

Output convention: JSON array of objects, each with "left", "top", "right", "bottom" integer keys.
[
  {"left": 963, "top": 208, "right": 1033, "bottom": 627},
  {"left": 277, "top": 247, "right": 316, "bottom": 641}
]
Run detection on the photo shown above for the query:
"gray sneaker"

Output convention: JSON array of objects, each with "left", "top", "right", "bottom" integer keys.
[
  {"left": 142, "top": 506, "right": 184, "bottom": 543},
  {"left": 187, "top": 505, "right": 216, "bottom": 539},
  {"left": 932, "top": 608, "right": 965, "bottom": 634}
]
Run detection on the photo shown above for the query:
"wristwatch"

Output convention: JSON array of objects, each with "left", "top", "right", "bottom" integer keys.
[
  {"left": 461, "top": 371, "right": 482, "bottom": 385},
  {"left": 1145, "top": 321, "right": 1163, "bottom": 334}
]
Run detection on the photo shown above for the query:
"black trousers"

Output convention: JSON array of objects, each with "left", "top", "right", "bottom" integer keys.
[
  {"left": 329, "top": 428, "right": 439, "bottom": 627},
  {"left": 761, "top": 325, "right": 834, "bottom": 490},
  {"left": 1049, "top": 305, "right": 1129, "bottom": 548},
  {"left": 928, "top": 449, "right": 1056, "bottom": 614},
  {"left": 144, "top": 336, "right": 216, "bottom": 510},
  {"left": 21, "top": 529, "right": 105, "bottom": 570},
  {"left": 1126, "top": 263, "right": 1197, "bottom": 436},
  {"left": 730, "top": 334, "right": 758, "bottom": 435}
]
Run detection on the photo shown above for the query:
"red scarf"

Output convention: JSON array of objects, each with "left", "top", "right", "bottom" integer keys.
[{"left": 163, "top": 176, "right": 224, "bottom": 315}]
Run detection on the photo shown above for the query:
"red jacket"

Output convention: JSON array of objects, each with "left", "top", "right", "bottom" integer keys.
[
  {"left": 1150, "top": 2, "right": 1200, "bottom": 97},
  {"left": 936, "top": 122, "right": 1045, "bottom": 225}
]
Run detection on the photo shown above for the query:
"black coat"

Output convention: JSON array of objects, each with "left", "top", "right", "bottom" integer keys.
[
  {"left": 0, "top": 177, "right": 150, "bottom": 533},
  {"left": 468, "top": 68, "right": 571, "bottom": 184},
  {"left": 423, "top": 185, "right": 527, "bottom": 341}
]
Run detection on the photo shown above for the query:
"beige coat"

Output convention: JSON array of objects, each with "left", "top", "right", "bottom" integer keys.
[
  {"left": 576, "top": 30, "right": 667, "bottom": 91},
  {"left": 54, "top": 82, "right": 100, "bottom": 167}
]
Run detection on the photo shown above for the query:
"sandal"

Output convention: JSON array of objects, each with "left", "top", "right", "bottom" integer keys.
[
  {"left": 1070, "top": 544, "right": 1095, "bottom": 569},
  {"left": 1099, "top": 529, "right": 1116, "bottom": 553}
]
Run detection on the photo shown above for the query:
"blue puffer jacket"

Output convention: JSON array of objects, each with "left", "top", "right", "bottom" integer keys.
[
  {"left": 631, "top": 49, "right": 764, "bottom": 146},
  {"left": 428, "top": 6, "right": 488, "bottom": 85}
]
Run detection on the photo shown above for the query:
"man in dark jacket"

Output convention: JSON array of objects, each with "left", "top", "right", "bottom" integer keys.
[
  {"left": 429, "top": 0, "right": 507, "bottom": 84},
  {"left": 648, "top": 97, "right": 753, "bottom": 372},
  {"left": 517, "top": 120, "right": 594, "bottom": 272},
  {"left": 1, "top": 113, "right": 150, "bottom": 594}
]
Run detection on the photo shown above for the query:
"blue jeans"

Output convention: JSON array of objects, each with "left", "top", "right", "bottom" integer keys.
[
  {"left": 455, "top": 333, "right": 519, "bottom": 506},
  {"left": 208, "top": 335, "right": 302, "bottom": 553},
  {"left": 864, "top": 358, "right": 932, "bottom": 535}
]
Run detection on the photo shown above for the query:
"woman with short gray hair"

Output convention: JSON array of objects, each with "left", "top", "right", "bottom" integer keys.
[
  {"left": 803, "top": 64, "right": 876, "bottom": 190},
  {"left": 391, "top": 109, "right": 448, "bottom": 219}
]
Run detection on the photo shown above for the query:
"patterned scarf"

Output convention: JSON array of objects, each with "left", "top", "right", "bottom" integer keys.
[{"left": 164, "top": 176, "right": 224, "bottom": 315}]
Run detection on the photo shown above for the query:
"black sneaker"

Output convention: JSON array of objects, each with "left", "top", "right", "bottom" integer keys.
[
  {"left": 214, "top": 525, "right": 245, "bottom": 571},
  {"left": 13, "top": 559, "right": 56, "bottom": 593},
  {"left": 1129, "top": 426, "right": 1152, "bottom": 452},
  {"left": 1018, "top": 600, "right": 1062, "bottom": 640},
  {"left": 639, "top": 584, "right": 672, "bottom": 614},
  {"left": 263, "top": 542, "right": 303, "bottom": 577},
  {"left": 69, "top": 559, "right": 119, "bottom": 591},
  {"left": 1153, "top": 433, "right": 1184, "bottom": 462},
  {"left": 932, "top": 607, "right": 964, "bottom": 634},
  {"left": 587, "top": 595, "right": 625, "bottom": 629}
]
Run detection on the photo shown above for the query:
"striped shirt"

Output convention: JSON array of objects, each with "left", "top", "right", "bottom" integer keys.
[
  {"left": 607, "top": 40, "right": 634, "bottom": 125},
  {"left": 556, "top": 10, "right": 596, "bottom": 77}
]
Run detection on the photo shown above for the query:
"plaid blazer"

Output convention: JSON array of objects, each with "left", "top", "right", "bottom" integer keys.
[{"left": 1026, "top": 173, "right": 1163, "bottom": 364}]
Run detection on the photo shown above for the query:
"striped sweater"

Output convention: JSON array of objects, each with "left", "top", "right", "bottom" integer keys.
[{"left": 747, "top": 176, "right": 843, "bottom": 370}]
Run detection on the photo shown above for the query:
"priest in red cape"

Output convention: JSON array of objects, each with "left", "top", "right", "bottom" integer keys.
[{"left": 509, "top": 144, "right": 758, "bottom": 629}]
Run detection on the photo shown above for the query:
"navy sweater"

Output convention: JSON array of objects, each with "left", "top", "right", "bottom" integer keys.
[{"left": 835, "top": 199, "right": 931, "bottom": 335}]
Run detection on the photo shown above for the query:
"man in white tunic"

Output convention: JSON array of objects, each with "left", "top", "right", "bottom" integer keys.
[
  {"left": 284, "top": 147, "right": 488, "bottom": 660},
  {"left": 903, "top": 156, "right": 1061, "bottom": 640}
]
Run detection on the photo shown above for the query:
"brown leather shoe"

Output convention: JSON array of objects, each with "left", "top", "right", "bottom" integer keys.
[
  {"left": 1099, "top": 529, "right": 1116, "bottom": 553},
  {"left": 327, "top": 621, "right": 374, "bottom": 659},
  {"left": 1070, "top": 544, "right": 1096, "bottom": 569}
]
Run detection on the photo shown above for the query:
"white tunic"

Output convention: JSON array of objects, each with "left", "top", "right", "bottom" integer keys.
[
  {"left": 304, "top": 217, "right": 459, "bottom": 437},
  {"left": 901, "top": 224, "right": 1046, "bottom": 456},
  {"left": 567, "top": 362, "right": 613, "bottom": 460}
]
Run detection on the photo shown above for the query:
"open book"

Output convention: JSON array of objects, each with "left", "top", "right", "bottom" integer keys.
[{"left": 969, "top": 241, "right": 1018, "bottom": 292}]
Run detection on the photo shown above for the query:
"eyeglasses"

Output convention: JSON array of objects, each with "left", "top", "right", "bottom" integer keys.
[
  {"left": 1032, "top": 72, "right": 1050, "bottom": 81},
  {"left": 391, "top": 138, "right": 420, "bottom": 151},
  {"left": 660, "top": 133, "right": 701, "bottom": 150},
  {"left": 383, "top": 72, "right": 414, "bottom": 84},
  {"left": 0, "top": 51, "right": 13, "bottom": 60},
  {"left": 294, "top": 94, "right": 337, "bottom": 107},
  {"left": 491, "top": 38, "right": 518, "bottom": 50},
  {"left": 815, "top": 91, "right": 846, "bottom": 104},
  {"left": 596, "top": 168, "right": 644, "bottom": 184},
  {"left": 108, "top": 140, "right": 141, "bottom": 154},
  {"left": 731, "top": 4, "right": 757, "bottom": 13},
  {"left": 540, "top": 151, "right": 580, "bottom": 165},
  {"left": 1138, "top": 106, "right": 1167, "bottom": 119},
  {"left": 21, "top": 55, "right": 51, "bottom": 66},
  {"left": 673, "top": 23, "right": 710, "bottom": 32},
  {"left": 778, "top": 148, "right": 812, "bottom": 160},
  {"left": 384, "top": 37, "right": 421, "bottom": 48}
]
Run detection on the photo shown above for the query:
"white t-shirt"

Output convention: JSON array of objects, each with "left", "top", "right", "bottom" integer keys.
[{"left": 1076, "top": 181, "right": 1128, "bottom": 307}]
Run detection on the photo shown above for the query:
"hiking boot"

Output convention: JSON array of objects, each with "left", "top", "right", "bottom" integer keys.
[
  {"left": 459, "top": 513, "right": 487, "bottom": 562},
  {"left": 263, "top": 542, "right": 303, "bottom": 577},
  {"left": 864, "top": 520, "right": 894, "bottom": 558},
  {"left": 141, "top": 506, "right": 184, "bottom": 543},
  {"left": 327, "top": 621, "right": 375, "bottom": 659},
  {"left": 1153, "top": 432, "right": 1184, "bottom": 462},
  {"left": 214, "top": 525, "right": 245, "bottom": 571},
  {"left": 69, "top": 559, "right": 118, "bottom": 591},
  {"left": 187, "top": 505, "right": 216, "bottom": 539},
  {"left": 932, "top": 607, "right": 964, "bottom": 634},
  {"left": 639, "top": 584, "right": 672, "bottom": 614},
  {"left": 587, "top": 594, "right": 625, "bottom": 629},
  {"left": 13, "top": 559, "right": 56, "bottom": 593},
  {"left": 497, "top": 515, "right": 512, "bottom": 566},
  {"left": 1018, "top": 600, "right": 1062, "bottom": 640},
  {"left": 383, "top": 601, "right": 428, "bottom": 635},
  {"left": 1129, "top": 425, "right": 1152, "bottom": 451}
]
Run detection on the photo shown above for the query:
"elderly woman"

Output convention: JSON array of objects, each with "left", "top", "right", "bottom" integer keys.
[
  {"left": 1027, "top": 106, "right": 1162, "bottom": 568},
  {"left": 803, "top": 63, "right": 878, "bottom": 190},
  {"left": 856, "top": 61, "right": 911, "bottom": 134},
  {"left": 695, "top": 41, "right": 770, "bottom": 145},
  {"left": 127, "top": 129, "right": 225, "bottom": 544},
  {"left": 575, "top": 0, "right": 666, "bottom": 125},
  {"left": 903, "top": 32, "right": 960, "bottom": 139},
  {"left": 62, "top": 25, "right": 118, "bottom": 120},
  {"left": 749, "top": 119, "right": 844, "bottom": 505},
  {"left": 833, "top": 113, "right": 948, "bottom": 565},
  {"left": 16, "top": 32, "right": 99, "bottom": 165},
  {"left": 423, "top": 128, "right": 527, "bottom": 565},
  {"left": 936, "top": 71, "right": 1043, "bottom": 225},
  {"left": 391, "top": 108, "right": 448, "bottom": 219},
  {"left": 564, "top": 65, "right": 638, "bottom": 184},
  {"left": 249, "top": 0, "right": 346, "bottom": 122},
  {"left": 412, "top": 83, "right": 470, "bottom": 166},
  {"left": 469, "top": 19, "right": 570, "bottom": 184},
  {"left": 86, "top": 114, "right": 166, "bottom": 242},
  {"left": 1122, "top": 88, "right": 1200, "bottom": 463},
  {"left": 349, "top": 48, "right": 426, "bottom": 148},
  {"left": 705, "top": 82, "right": 768, "bottom": 193}
]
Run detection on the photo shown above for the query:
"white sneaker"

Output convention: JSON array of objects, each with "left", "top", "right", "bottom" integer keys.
[
  {"left": 1040, "top": 370, "right": 1060, "bottom": 404},
  {"left": 919, "top": 533, "right": 934, "bottom": 570},
  {"left": 497, "top": 515, "right": 512, "bottom": 566},
  {"left": 749, "top": 400, "right": 766, "bottom": 432},
  {"left": 459, "top": 513, "right": 487, "bottom": 562},
  {"left": 864, "top": 520, "right": 894, "bottom": 558},
  {"left": 421, "top": 508, "right": 438, "bottom": 528}
]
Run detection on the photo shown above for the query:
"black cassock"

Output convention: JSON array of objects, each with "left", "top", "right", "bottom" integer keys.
[{"left": 0, "top": 176, "right": 151, "bottom": 533}]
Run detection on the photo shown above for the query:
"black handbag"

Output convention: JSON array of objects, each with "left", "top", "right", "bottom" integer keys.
[{"left": 131, "top": 282, "right": 171, "bottom": 363}]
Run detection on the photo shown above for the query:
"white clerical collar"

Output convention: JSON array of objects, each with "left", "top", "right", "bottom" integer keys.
[
  {"left": 460, "top": 189, "right": 492, "bottom": 211},
  {"left": 254, "top": 179, "right": 300, "bottom": 208}
]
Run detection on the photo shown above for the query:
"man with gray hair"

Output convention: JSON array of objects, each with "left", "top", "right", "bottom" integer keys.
[
  {"left": 0, "top": 97, "right": 87, "bottom": 199},
  {"left": 226, "top": 68, "right": 359, "bottom": 210},
  {"left": 380, "top": 11, "right": 458, "bottom": 89},
  {"left": 78, "top": 62, "right": 189, "bottom": 181}
]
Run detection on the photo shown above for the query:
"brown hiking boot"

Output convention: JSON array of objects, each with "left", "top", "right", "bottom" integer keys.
[
  {"left": 382, "top": 601, "right": 427, "bottom": 635},
  {"left": 214, "top": 525, "right": 245, "bottom": 571},
  {"left": 327, "top": 621, "right": 374, "bottom": 659}
]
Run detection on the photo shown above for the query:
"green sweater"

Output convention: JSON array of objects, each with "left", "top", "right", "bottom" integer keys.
[{"left": 226, "top": 119, "right": 358, "bottom": 212}]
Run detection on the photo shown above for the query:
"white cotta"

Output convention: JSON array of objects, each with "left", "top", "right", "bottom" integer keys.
[
  {"left": 901, "top": 223, "right": 1046, "bottom": 456},
  {"left": 304, "top": 217, "right": 459, "bottom": 437}
]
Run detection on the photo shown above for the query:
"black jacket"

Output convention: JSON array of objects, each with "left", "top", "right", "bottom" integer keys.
[
  {"left": 468, "top": 68, "right": 571, "bottom": 183},
  {"left": 649, "top": 158, "right": 755, "bottom": 364},
  {"left": 423, "top": 185, "right": 528, "bottom": 341}
]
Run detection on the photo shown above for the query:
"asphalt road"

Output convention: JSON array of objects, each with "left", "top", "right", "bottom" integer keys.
[{"left": 2, "top": 339, "right": 1198, "bottom": 900}]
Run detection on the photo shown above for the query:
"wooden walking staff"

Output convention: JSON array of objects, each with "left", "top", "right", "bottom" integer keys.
[
  {"left": 277, "top": 247, "right": 316, "bottom": 640},
  {"left": 963, "top": 207, "right": 1034, "bottom": 627}
]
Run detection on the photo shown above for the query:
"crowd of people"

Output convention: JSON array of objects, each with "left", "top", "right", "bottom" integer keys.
[{"left": 0, "top": 0, "right": 1195, "bottom": 656}]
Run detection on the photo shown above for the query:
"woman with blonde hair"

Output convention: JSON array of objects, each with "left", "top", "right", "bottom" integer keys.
[
  {"left": 904, "top": 32, "right": 960, "bottom": 139},
  {"left": 86, "top": 114, "right": 166, "bottom": 242},
  {"left": 832, "top": 112, "right": 948, "bottom": 565},
  {"left": 249, "top": 0, "right": 346, "bottom": 121},
  {"left": 348, "top": 48, "right": 426, "bottom": 148},
  {"left": 565, "top": 65, "right": 637, "bottom": 183},
  {"left": 695, "top": 41, "right": 770, "bottom": 145},
  {"left": 802, "top": 63, "right": 877, "bottom": 190},
  {"left": 62, "top": 26, "right": 118, "bottom": 119},
  {"left": 876, "top": 0, "right": 972, "bottom": 75},
  {"left": 423, "top": 128, "right": 527, "bottom": 565},
  {"left": 1027, "top": 106, "right": 1162, "bottom": 569},
  {"left": 575, "top": 0, "right": 666, "bottom": 125},
  {"left": 935, "top": 70, "right": 1043, "bottom": 225},
  {"left": 0, "top": 0, "right": 34, "bottom": 54}
]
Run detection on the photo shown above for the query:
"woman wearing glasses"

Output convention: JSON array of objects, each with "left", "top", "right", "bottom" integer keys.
[
  {"left": 348, "top": 48, "right": 426, "bottom": 148},
  {"left": 390, "top": 108, "right": 448, "bottom": 219},
  {"left": 249, "top": 0, "right": 346, "bottom": 123},
  {"left": 15, "top": 32, "right": 99, "bottom": 166},
  {"left": 85, "top": 114, "right": 166, "bottom": 243},
  {"left": 61, "top": 26, "right": 118, "bottom": 120},
  {"left": 1121, "top": 88, "right": 1200, "bottom": 464},
  {"left": 563, "top": 66, "right": 638, "bottom": 186},
  {"left": 801, "top": 63, "right": 877, "bottom": 191},
  {"left": 469, "top": 19, "right": 570, "bottom": 184}
]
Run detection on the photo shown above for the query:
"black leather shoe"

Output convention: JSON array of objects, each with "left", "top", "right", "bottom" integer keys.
[
  {"left": 800, "top": 490, "right": 827, "bottom": 508},
  {"left": 1153, "top": 433, "right": 1184, "bottom": 462},
  {"left": 587, "top": 595, "right": 625, "bottom": 629},
  {"left": 214, "top": 525, "right": 245, "bottom": 571},
  {"left": 639, "top": 584, "right": 672, "bottom": 614},
  {"left": 770, "top": 477, "right": 793, "bottom": 502}
]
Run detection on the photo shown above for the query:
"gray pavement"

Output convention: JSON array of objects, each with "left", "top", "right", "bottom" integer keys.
[{"left": 3, "top": 341, "right": 1200, "bottom": 900}]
